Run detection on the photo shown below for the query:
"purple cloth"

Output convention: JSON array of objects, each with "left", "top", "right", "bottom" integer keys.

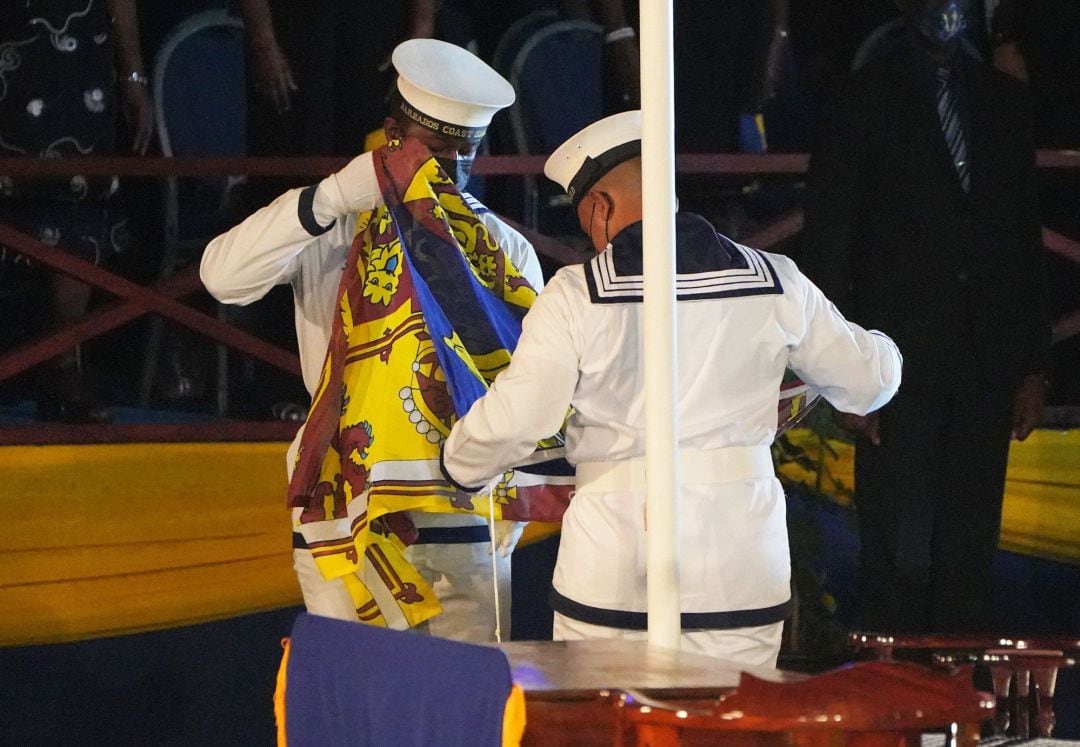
[{"left": 284, "top": 613, "right": 511, "bottom": 746}]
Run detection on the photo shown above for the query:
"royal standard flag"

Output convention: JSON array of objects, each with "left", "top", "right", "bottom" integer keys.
[{"left": 287, "top": 138, "right": 572, "bottom": 628}]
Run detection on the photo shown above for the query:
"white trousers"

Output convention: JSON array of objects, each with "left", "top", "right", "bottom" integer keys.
[
  {"left": 552, "top": 613, "right": 784, "bottom": 668},
  {"left": 293, "top": 542, "right": 511, "bottom": 643}
]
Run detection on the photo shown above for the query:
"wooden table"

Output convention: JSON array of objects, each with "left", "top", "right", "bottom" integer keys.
[
  {"left": 495, "top": 641, "right": 994, "bottom": 746},
  {"left": 850, "top": 633, "right": 1080, "bottom": 739},
  {"left": 495, "top": 640, "right": 800, "bottom": 745}
]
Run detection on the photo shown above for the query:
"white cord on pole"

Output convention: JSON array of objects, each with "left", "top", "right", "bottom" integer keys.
[{"left": 487, "top": 484, "right": 502, "bottom": 644}]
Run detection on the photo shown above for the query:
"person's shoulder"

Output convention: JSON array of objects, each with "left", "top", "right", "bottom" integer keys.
[
  {"left": 467, "top": 195, "right": 523, "bottom": 244},
  {"left": 732, "top": 243, "right": 808, "bottom": 298},
  {"left": 521, "top": 264, "right": 586, "bottom": 324},
  {"left": 760, "top": 250, "right": 839, "bottom": 310},
  {"left": 548, "top": 262, "right": 588, "bottom": 292},
  {"left": 462, "top": 191, "right": 493, "bottom": 217},
  {"left": 835, "top": 44, "right": 913, "bottom": 101},
  {"left": 970, "top": 55, "right": 1032, "bottom": 103},
  {"left": 530, "top": 262, "right": 584, "bottom": 304},
  {"left": 757, "top": 248, "right": 800, "bottom": 279}
]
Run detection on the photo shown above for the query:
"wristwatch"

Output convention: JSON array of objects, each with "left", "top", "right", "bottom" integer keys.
[{"left": 125, "top": 71, "right": 149, "bottom": 86}]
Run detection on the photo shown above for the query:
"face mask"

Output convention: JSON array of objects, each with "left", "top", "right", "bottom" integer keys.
[
  {"left": 435, "top": 154, "right": 475, "bottom": 191},
  {"left": 914, "top": 0, "right": 969, "bottom": 49}
]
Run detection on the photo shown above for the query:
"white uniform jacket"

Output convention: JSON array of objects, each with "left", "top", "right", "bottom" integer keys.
[
  {"left": 201, "top": 151, "right": 544, "bottom": 534},
  {"left": 443, "top": 213, "right": 902, "bottom": 630}
]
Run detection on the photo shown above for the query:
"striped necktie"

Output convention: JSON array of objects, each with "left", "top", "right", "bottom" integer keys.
[{"left": 935, "top": 67, "right": 971, "bottom": 193}]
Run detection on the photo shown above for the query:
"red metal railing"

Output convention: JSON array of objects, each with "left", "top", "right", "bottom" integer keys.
[{"left": 1, "top": 152, "right": 1077, "bottom": 443}]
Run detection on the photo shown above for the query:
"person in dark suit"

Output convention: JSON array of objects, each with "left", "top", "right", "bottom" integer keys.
[{"left": 800, "top": 0, "right": 1050, "bottom": 633}]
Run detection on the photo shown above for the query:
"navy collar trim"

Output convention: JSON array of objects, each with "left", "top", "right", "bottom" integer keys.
[{"left": 584, "top": 214, "right": 783, "bottom": 304}]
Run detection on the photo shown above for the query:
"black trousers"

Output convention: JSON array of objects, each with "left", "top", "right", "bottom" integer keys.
[{"left": 854, "top": 354, "right": 1014, "bottom": 634}]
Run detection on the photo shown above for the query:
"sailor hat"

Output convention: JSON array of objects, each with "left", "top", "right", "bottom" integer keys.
[
  {"left": 544, "top": 110, "right": 642, "bottom": 207},
  {"left": 392, "top": 39, "right": 515, "bottom": 141}
]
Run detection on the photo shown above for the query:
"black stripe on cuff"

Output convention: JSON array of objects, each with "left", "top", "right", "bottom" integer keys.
[
  {"left": 298, "top": 184, "right": 336, "bottom": 236},
  {"left": 439, "top": 447, "right": 485, "bottom": 494},
  {"left": 549, "top": 589, "right": 792, "bottom": 631}
]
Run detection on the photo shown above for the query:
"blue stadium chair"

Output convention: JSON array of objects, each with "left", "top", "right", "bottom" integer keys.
[
  {"left": 140, "top": 10, "right": 246, "bottom": 411},
  {"left": 497, "top": 18, "right": 604, "bottom": 235},
  {"left": 490, "top": 8, "right": 561, "bottom": 85},
  {"left": 154, "top": 9, "right": 247, "bottom": 259},
  {"left": 488, "top": 8, "right": 561, "bottom": 162}
]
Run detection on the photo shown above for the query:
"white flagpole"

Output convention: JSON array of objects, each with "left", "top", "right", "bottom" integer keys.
[{"left": 639, "top": 0, "right": 681, "bottom": 649}]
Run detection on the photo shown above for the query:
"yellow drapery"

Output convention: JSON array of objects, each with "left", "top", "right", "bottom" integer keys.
[
  {"left": 1, "top": 429, "right": 1076, "bottom": 646},
  {"left": 777, "top": 428, "right": 1080, "bottom": 565}
]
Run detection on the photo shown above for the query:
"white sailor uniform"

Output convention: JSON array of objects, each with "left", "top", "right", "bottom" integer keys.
[
  {"left": 201, "top": 150, "right": 544, "bottom": 641},
  {"left": 442, "top": 214, "right": 902, "bottom": 664}
]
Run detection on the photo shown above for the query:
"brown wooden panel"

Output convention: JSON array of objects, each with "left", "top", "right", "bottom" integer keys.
[
  {"left": 0, "top": 266, "right": 203, "bottom": 381},
  {"left": 0, "top": 224, "right": 301, "bottom": 377}
]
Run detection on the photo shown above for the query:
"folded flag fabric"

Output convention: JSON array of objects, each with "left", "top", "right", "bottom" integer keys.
[{"left": 287, "top": 138, "right": 572, "bottom": 628}]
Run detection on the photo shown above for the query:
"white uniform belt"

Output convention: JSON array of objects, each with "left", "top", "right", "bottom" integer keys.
[{"left": 575, "top": 445, "right": 774, "bottom": 493}]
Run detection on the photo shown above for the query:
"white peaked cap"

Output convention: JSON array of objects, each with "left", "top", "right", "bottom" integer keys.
[
  {"left": 392, "top": 39, "right": 515, "bottom": 138},
  {"left": 544, "top": 110, "right": 642, "bottom": 206}
]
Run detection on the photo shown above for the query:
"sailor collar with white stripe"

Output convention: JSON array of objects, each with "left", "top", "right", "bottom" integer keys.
[
  {"left": 584, "top": 213, "right": 784, "bottom": 304},
  {"left": 462, "top": 192, "right": 490, "bottom": 215}
]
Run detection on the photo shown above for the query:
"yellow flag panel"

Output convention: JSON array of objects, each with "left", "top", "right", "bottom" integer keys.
[{"left": 1, "top": 430, "right": 1075, "bottom": 646}]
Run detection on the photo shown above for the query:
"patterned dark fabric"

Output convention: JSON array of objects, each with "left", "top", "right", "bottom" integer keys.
[
  {"left": 0, "top": 0, "right": 127, "bottom": 268},
  {"left": 584, "top": 213, "right": 783, "bottom": 304}
]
